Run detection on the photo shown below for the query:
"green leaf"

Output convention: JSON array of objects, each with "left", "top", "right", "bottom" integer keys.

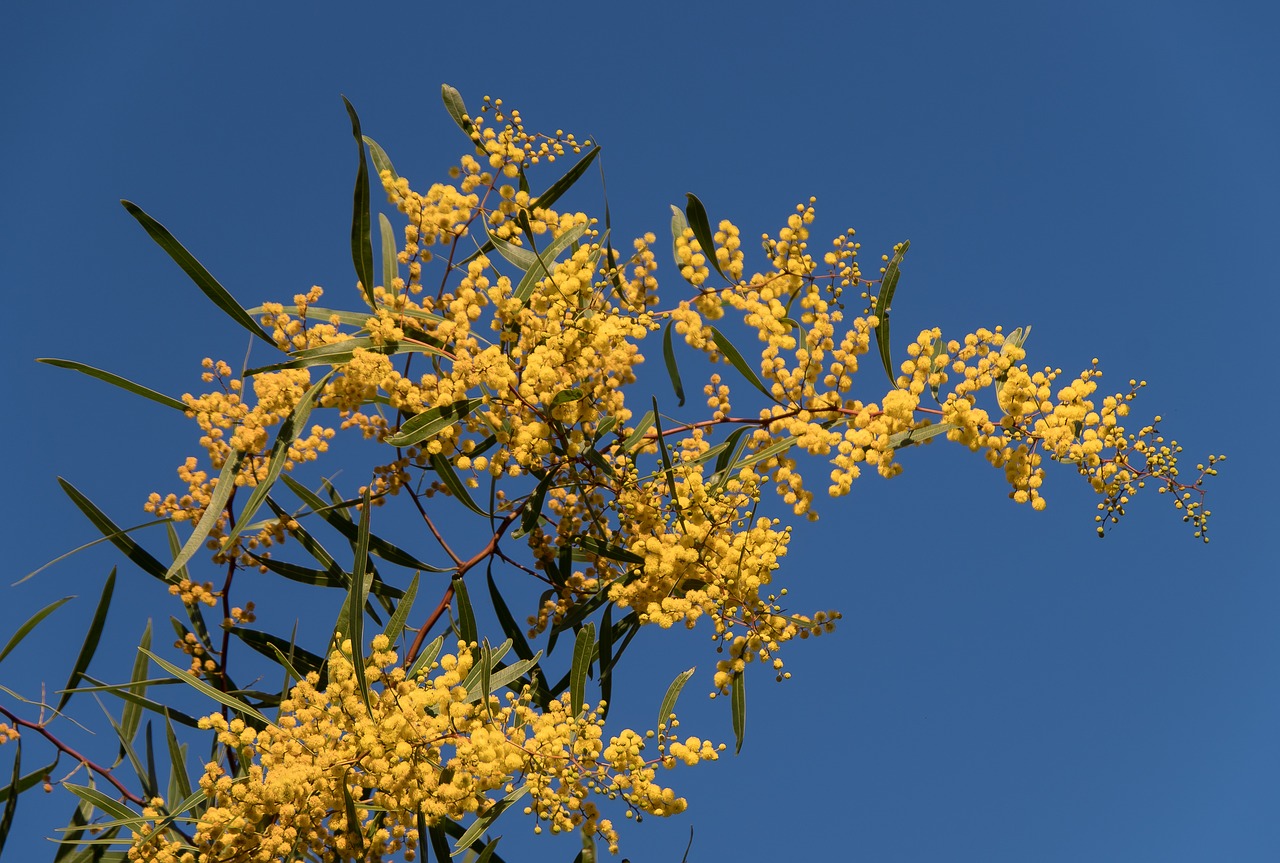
[
  {"left": 164, "top": 714, "right": 193, "bottom": 805},
  {"left": 0, "top": 595, "right": 72, "bottom": 665},
  {"left": 121, "top": 200, "right": 274, "bottom": 345},
  {"left": 62, "top": 676, "right": 201, "bottom": 729},
  {"left": 220, "top": 370, "right": 336, "bottom": 552},
  {"left": 731, "top": 670, "right": 746, "bottom": 754},
  {"left": 384, "top": 572, "right": 419, "bottom": 646},
  {"left": 470, "top": 654, "right": 542, "bottom": 704},
  {"left": 658, "top": 667, "right": 695, "bottom": 733},
  {"left": 452, "top": 785, "right": 527, "bottom": 855},
  {"left": 0, "top": 740, "right": 20, "bottom": 856},
  {"left": 478, "top": 640, "right": 494, "bottom": 718},
  {"left": 669, "top": 205, "right": 690, "bottom": 271},
  {"left": 453, "top": 577, "right": 477, "bottom": 647},
  {"left": 928, "top": 335, "right": 947, "bottom": 404},
  {"left": 485, "top": 226, "right": 541, "bottom": 272},
  {"left": 406, "top": 634, "right": 445, "bottom": 680},
  {"left": 871, "top": 240, "right": 910, "bottom": 387},
  {"left": 441, "top": 83, "right": 476, "bottom": 139},
  {"left": 344, "top": 489, "right": 375, "bottom": 717},
  {"left": 575, "top": 535, "right": 643, "bottom": 565},
  {"left": 569, "top": 622, "right": 595, "bottom": 718},
  {"left": 231, "top": 628, "right": 325, "bottom": 679},
  {"left": 58, "top": 480, "right": 171, "bottom": 583},
  {"left": 58, "top": 568, "right": 114, "bottom": 712},
  {"left": 514, "top": 468, "right": 554, "bottom": 539},
  {"left": 662, "top": 321, "right": 685, "bottom": 407},
  {"left": 531, "top": 145, "right": 600, "bottom": 211},
  {"left": 64, "top": 783, "right": 138, "bottom": 825},
  {"left": 620, "top": 410, "right": 655, "bottom": 454},
  {"left": 141, "top": 648, "right": 274, "bottom": 729},
  {"left": 887, "top": 421, "right": 959, "bottom": 450},
  {"left": 379, "top": 213, "right": 400, "bottom": 293},
  {"left": 35, "top": 359, "right": 187, "bottom": 411},
  {"left": 429, "top": 453, "right": 490, "bottom": 517},
  {"left": 119, "top": 622, "right": 153, "bottom": 750},
  {"left": 362, "top": 135, "right": 400, "bottom": 183},
  {"left": 650, "top": 398, "right": 686, "bottom": 531},
  {"left": 684, "top": 192, "right": 727, "bottom": 281},
  {"left": 994, "top": 325, "right": 1032, "bottom": 406},
  {"left": 243, "top": 334, "right": 448, "bottom": 377},
  {"left": 342, "top": 96, "right": 375, "bottom": 309},
  {"left": 709, "top": 326, "right": 772, "bottom": 399},
  {"left": 549, "top": 388, "right": 585, "bottom": 409},
  {"left": 341, "top": 777, "right": 365, "bottom": 854},
  {"left": 166, "top": 449, "right": 246, "bottom": 581},
  {"left": 486, "top": 570, "right": 535, "bottom": 662},
  {"left": 386, "top": 398, "right": 484, "bottom": 447},
  {"left": 512, "top": 224, "right": 588, "bottom": 303}
]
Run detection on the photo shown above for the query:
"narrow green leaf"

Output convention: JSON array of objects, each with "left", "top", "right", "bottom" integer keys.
[
  {"left": 0, "top": 741, "right": 20, "bottom": 856},
  {"left": 478, "top": 640, "right": 493, "bottom": 718},
  {"left": 231, "top": 628, "right": 325, "bottom": 679},
  {"left": 453, "top": 577, "right": 477, "bottom": 647},
  {"left": 994, "top": 325, "right": 1031, "bottom": 407},
  {"left": 362, "top": 135, "right": 399, "bottom": 183},
  {"left": 164, "top": 714, "right": 192, "bottom": 804},
  {"left": 549, "top": 388, "right": 585, "bottom": 409},
  {"left": 474, "top": 835, "right": 502, "bottom": 863},
  {"left": 620, "top": 410, "right": 655, "bottom": 454},
  {"left": 121, "top": 200, "right": 274, "bottom": 344},
  {"left": 441, "top": 84, "right": 476, "bottom": 139},
  {"left": 650, "top": 398, "right": 686, "bottom": 531},
  {"left": 141, "top": 649, "right": 274, "bottom": 728},
  {"left": 244, "top": 334, "right": 448, "bottom": 377},
  {"left": 598, "top": 604, "right": 615, "bottom": 715},
  {"left": 119, "top": 622, "right": 153, "bottom": 749},
  {"left": 35, "top": 360, "right": 187, "bottom": 411},
  {"left": 512, "top": 223, "right": 588, "bottom": 303},
  {"left": 406, "top": 634, "right": 445, "bottom": 680},
  {"left": 471, "top": 654, "right": 542, "bottom": 703},
  {"left": 658, "top": 667, "right": 695, "bottom": 733},
  {"left": 70, "top": 675, "right": 200, "bottom": 728},
  {"left": 429, "top": 453, "right": 490, "bottom": 516},
  {"left": 58, "top": 568, "right": 114, "bottom": 712},
  {"left": 386, "top": 398, "right": 483, "bottom": 447},
  {"left": 384, "top": 572, "right": 420, "bottom": 646},
  {"left": 709, "top": 427, "right": 750, "bottom": 488},
  {"left": 379, "top": 212, "right": 400, "bottom": 294},
  {"left": 887, "top": 421, "right": 959, "bottom": 450},
  {"left": 708, "top": 326, "right": 772, "bottom": 399},
  {"left": 341, "top": 777, "right": 365, "bottom": 853},
  {"left": 219, "top": 370, "right": 336, "bottom": 552},
  {"left": 731, "top": 670, "right": 746, "bottom": 754},
  {"left": 486, "top": 570, "right": 534, "bottom": 662},
  {"left": 485, "top": 226, "right": 540, "bottom": 272},
  {"left": 684, "top": 192, "right": 727, "bottom": 281},
  {"left": 52, "top": 796, "right": 93, "bottom": 863},
  {"left": 166, "top": 449, "right": 245, "bottom": 581},
  {"left": 928, "top": 335, "right": 947, "bottom": 404},
  {"left": 64, "top": 783, "right": 138, "bottom": 825},
  {"left": 531, "top": 145, "right": 600, "bottom": 211},
  {"left": 0, "top": 595, "right": 72, "bottom": 665},
  {"left": 345, "top": 489, "right": 375, "bottom": 717},
  {"left": 871, "top": 240, "right": 910, "bottom": 387},
  {"left": 593, "top": 414, "right": 618, "bottom": 441},
  {"left": 514, "top": 469, "right": 555, "bottom": 539},
  {"left": 452, "top": 785, "right": 527, "bottom": 855},
  {"left": 669, "top": 205, "right": 690, "bottom": 270},
  {"left": 662, "top": 321, "right": 685, "bottom": 407},
  {"left": 58, "top": 480, "right": 171, "bottom": 583},
  {"left": 569, "top": 623, "right": 595, "bottom": 718},
  {"left": 342, "top": 96, "right": 375, "bottom": 308},
  {"left": 575, "top": 535, "right": 643, "bottom": 565}
]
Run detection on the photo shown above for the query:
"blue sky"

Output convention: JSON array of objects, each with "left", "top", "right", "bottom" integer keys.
[{"left": 2, "top": 2, "right": 1277, "bottom": 861}]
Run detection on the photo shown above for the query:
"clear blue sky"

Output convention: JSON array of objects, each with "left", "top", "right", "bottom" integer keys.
[{"left": 3, "top": 2, "right": 1277, "bottom": 861}]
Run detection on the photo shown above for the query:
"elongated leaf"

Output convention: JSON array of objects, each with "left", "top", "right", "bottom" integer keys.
[
  {"left": 64, "top": 783, "right": 138, "bottom": 825},
  {"left": 994, "top": 325, "right": 1032, "bottom": 406},
  {"left": 141, "top": 649, "right": 274, "bottom": 728},
  {"left": 650, "top": 398, "right": 686, "bottom": 531},
  {"left": 244, "top": 335, "right": 447, "bottom": 376},
  {"left": 429, "top": 453, "right": 489, "bottom": 516},
  {"left": 487, "top": 570, "right": 534, "bottom": 662},
  {"left": 386, "top": 398, "right": 483, "bottom": 447},
  {"left": 119, "top": 622, "right": 153, "bottom": 749},
  {"left": 685, "top": 193, "right": 727, "bottom": 281},
  {"left": 220, "top": 370, "right": 336, "bottom": 551},
  {"left": 58, "top": 480, "right": 170, "bottom": 583},
  {"left": 453, "top": 577, "right": 477, "bottom": 646},
  {"left": 478, "top": 640, "right": 494, "bottom": 718},
  {"left": 441, "top": 84, "right": 476, "bottom": 139},
  {"left": 620, "top": 410, "right": 655, "bottom": 454},
  {"left": 514, "top": 469, "right": 555, "bottom": 539},
  {"left": 708, "top": 326, "right": 772, "bottom": 399},
  {"left": 341, "top": 777, "right": 365, "bottom": 853},
  {"left": 452, "top": 785, "right": 528, "bottom": 855},
  {"left": 379, "top": 212, "right": 399, "bottom": 294},
  {"left": 406, "top": 634, "right": 445, "bottom": 680},
  {"left": 598, "top": 604, "right": 615, "bottom": 715},
  {"left": 669, "top": 205, "right": 690, "bottom": 270},
  {"left": 0, "top": 741, "right": 19, "bottom": 855},
  {"left": 0, "top": 753, "right": 57, "bottom": 805},
  {"left": 345, "top": 489, "right": 375, "bottom": 717},
  {"left": 231, "top": 628, "right": 325, "bottom": 679},
  {"left": 121, "top": 200, "right": 274, "bottom": 344},
  {"left": 470, "top": 654, "right": 541, "bottom": 703},
  {"left": 658, "top": 667, "right": 696, "bottom": 732},
  {"left": 485, "top": 226, "right": 540, "bottom": 272},
  {"left": 888, "top": 421, "right": 959, "bottom": 450},
  {"left": 58, "top": 568, "right": 115, "bottom": 712},
  {"left": 928, "top": 335, "right": 947, "bottom": 404},
  {"left": 569, "top": 623, "right": 595, "bottom": 718},
  {"left": 575, "top": 535, "right": 643, "bottom": 565},
  {"left": 0, "top": 595, "right": 72, "bottom": 664},
  {"left": 164, "top": 714, "right": 192, "bottom": 805},
  {"left": 363, "top": 135, "right": 399, "bottom": 183},
  {"left": 662, "top": 321, "right": 685, "bottom": 407},
  {"left": 731, "top": 670, "right": 746, "bottom": 754},
  {"left": 166, "top": 449, "right": 245, "bottom": 580},
  {"left": 35, "top": 359, "right": 187, "bottom": 411},
  {"left": 531, "top": 145, "right": 600, "bottom": 210},
  {"left": 384, "top": 572, "right": 419, "bottom": 646},
  {"left": 709, "top": 427, "right": 750, "bottom": 487},
  {"left": 871, "top": 240, "right": 910, "bottom": 386},
  {"left": 512, "top": 224, "right": 588, "bottom": 303},
  {"left": 70, "top": 675, "right": 200, "bottom": 728},
  {"left": 52, "top": 796, "right": 93, "bottom": 863},
  {"left": 343, "top": 96, "right": 375, "bottom": 308}
]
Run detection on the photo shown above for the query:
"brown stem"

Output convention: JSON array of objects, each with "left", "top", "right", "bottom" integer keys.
[{"left": 0, "top": 705, "right": 143, "bottom": 805}]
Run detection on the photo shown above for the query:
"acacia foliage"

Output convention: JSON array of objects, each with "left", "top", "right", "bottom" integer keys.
[{"left": 3, "top": 85, "right": 1222, "bottom": 862}]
